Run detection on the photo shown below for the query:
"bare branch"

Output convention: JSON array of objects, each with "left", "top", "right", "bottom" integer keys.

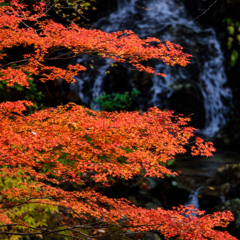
[{"left": 192, "top": 0, "right": 217, "bottom": 21}]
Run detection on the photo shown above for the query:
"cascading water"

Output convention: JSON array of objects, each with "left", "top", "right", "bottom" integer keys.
[
  {"left": 184, "top": 186, "right": 202, "bottom": 217},
  {"left": 71, "top": 0, "right": 232, "bottom": 137}
]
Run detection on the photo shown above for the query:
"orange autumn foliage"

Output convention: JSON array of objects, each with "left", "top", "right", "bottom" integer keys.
[{"left": 0, "top": 1, "right": 236, "bottom": 239}]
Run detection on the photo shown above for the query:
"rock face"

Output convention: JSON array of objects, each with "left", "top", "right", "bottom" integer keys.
[
  {"left": 168, "top": 82, "right": 206, "bottom": 129},
  {"left": 144, "top": 233, "right": 162, "bottom": 240},
  {"left": 219, "top": 199, "right": 240, "bottom": 230},
  {"left": 209, "top": 164, "right": 240, "bottom": 236},
  {"left": 210, "top": 118, "right": 240, "bottom": 150},
  {"left": 102, "top": 66, "right": 132, "bottom": 94}
]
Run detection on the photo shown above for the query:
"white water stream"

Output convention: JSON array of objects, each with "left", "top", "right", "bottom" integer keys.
[{"left": 184, "top": 186, "right": 202, "bottom": 217}]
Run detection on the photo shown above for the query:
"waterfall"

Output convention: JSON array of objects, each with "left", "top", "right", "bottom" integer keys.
[
  {"left": 71, "top": 0, "right": 232, "bottom": 136},
  {"left": 185, "top": 186, "right": 202, "bottom": 217}
]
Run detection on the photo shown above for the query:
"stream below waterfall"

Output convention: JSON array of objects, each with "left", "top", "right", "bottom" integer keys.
[{"left": 71, "top": 0, "right": 232, "bottom": 137}]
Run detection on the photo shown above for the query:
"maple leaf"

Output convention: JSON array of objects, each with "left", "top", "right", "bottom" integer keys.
[{"left": 0, "top": 1, "right": 236, "bottom": 240}]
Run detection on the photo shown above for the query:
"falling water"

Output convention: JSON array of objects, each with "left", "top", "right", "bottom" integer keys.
[
  {"left": 71, "top": 0, "right": 232, "bottom": 136},
  {"left": 185, "top": 186, "right": 202, "bottom": 217}
]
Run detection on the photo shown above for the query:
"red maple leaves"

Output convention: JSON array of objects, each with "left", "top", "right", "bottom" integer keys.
[
  {"left": 0, "top": 1, "right": 236, "bottom": 239},
  {"left": 0, "top": 101, "right": 235, "bottom": 239},
  {"left": 0, "top": 1, "right": 191, "bottom": 87}
]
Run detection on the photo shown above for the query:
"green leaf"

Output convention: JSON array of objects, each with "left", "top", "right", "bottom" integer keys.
[
  {"left": 227, "top": 25, "right": 235, "bottom": 35},
  {"left": 237, "top": 34, "right": 240, "bottom": 44},
  {"left": 227, "top": 37, "right": 233, "bottom": 49},
  {"left": 230, "top": 50, "right": 238, "bottom": 67}
]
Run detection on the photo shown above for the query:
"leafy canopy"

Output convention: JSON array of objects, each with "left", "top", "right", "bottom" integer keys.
[{"left": 0, "top": 1, "right": 236, "bottom": 239}]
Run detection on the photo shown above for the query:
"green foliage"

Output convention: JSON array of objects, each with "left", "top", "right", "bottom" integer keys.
[
  {"left": 0, "top": 78, "right": 45, "bottom": 109},
  {"left": 0, "top": 54, "right": 44, "bottom": 110},
  {"left": 223, "top": 18, "right": 240, "bottom": 67},
  {"left": 158, "top": 158, "right": 175, "bottom": 167},
  {"left": 94, "top": 88, "right": 140, "bottom": 111},
  {"left": 231, "top": 50, "right": 239, "bottom": 67},
  {"left": 0, "top": 170, "right": 58, "bottom": 240},
  {"left": 0, "top": 1, "right": 9, "bottom": 7},
  {"left": 41, "top": 0, "right": 97, "bottom": 24}
]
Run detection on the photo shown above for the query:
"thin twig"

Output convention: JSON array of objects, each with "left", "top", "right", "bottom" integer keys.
[
  {"left": 44, "top": 0, "right": 60, "bottom": 15},
  {"left": 192, "top": 0, "right": 217, "bottom": 21}
]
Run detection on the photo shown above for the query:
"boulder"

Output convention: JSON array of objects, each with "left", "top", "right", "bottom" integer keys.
[{"left": 210, "top": 118, "right": 240, "bottom": 150}]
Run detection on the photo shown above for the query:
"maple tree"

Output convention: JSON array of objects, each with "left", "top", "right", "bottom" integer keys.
[{"left": 0, "top": 0, "right": 237, "bottom": 239}]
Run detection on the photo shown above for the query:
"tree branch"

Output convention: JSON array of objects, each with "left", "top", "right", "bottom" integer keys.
[{"left": 192, "top": 0, "right": 217, "bottom": 21}]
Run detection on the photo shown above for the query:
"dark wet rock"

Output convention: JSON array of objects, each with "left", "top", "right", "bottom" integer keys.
[
  {"left": 201, "top": 183, "right": 231, "bottom": 198},
  {"left": 172, "top": 152, "right": 239, "bottom": 179},
  {"left": 168, "top": 82, "right": 206, "bottom": 129},
  {"left": 152, "top": 177, "right": 190, "bottom": 209},
  {"left": 198, "top": 183, "right": 230, "bottom": 211},
  {"left": 145, "top": 199, "right": 163, "bottom": 210},
  {"left": 212, "top": 198, "right": 240, "bottom": 237},
  {"left": 170, "top": 175, "right": 199, "bottom": 192},
  {"left": 210, "top": 118, "right": 240, "bottom": 150},
  {"left": 164, "top": 153, "right": 240, "bottom": 214},
  {"left": 199, "top": 193, "right": 221, "bottom": 213},
  {"left": 63, "top": 90, "right": 81, "bottom": 103},
  {"left": 213, "top": 163, "right": 240, "bottom": 184},
  {"left": 133, "top": 71, "right": 153, "bottom": 93},
  {"left": 199, "top": 163, "right": 240, "bottom": 215},
  {"left": 143, "top": 233, "right": 162, "bottom": 240},
  {"left": 102, "top": 66, "right": 131, "bottom": 94},
  {"left": 220, "top": 198, "right": 240, "bottom": 228},
  {"left": 208, "top": 163, "right": 240, "bottom": 200}
]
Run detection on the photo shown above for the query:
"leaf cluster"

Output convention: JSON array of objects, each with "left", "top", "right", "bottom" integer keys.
[
  {"left": 41, "top": 0, "right": 97, "bottom": 24},
  {"left": 0, "top": 76, "right": 45, "bottom": 110},
  {"left": 0, "top": 0, "right": 192, "bottom": 88},
  {"left": 0, "top": 1, "right": 236, "bottom": 239},
  {"left": 94, "top": 88, "right": 140, "bottom": 111},
  {"left": 0, "top": 101, "right": 234, "bottom": 239},
  {"left": 223, "top": 17, "right": 240, "bottom": 67},
  {"left": 0, "top": 169, "right": 58, "bottom": 240}
]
